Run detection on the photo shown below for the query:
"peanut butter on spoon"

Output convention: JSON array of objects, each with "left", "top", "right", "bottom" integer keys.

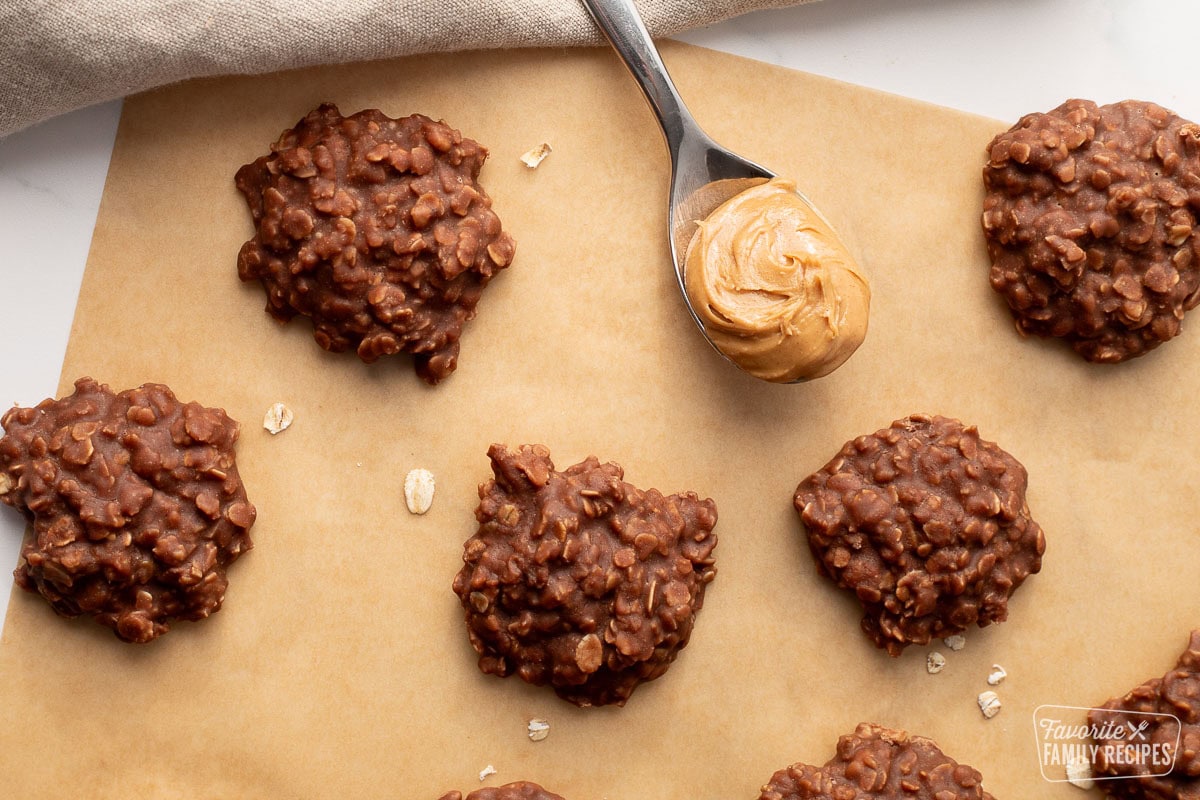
[{"left": 684, "top": 178, "right": 871, "bottom": 382}]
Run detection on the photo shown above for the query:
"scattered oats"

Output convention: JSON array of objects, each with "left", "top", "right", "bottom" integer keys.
[
  {"left": 1066, "top": 754, "right": 1095, "bottom": 789},
  {"left": 977, "top": 690, "right": 1002, "bottom": 719},
  {"left": 926, "top": 651, "right": 946, "bottom": 674},
  {"left": 527, "top": 718, "right": 550, "bottom": 742},
  {"left": 520, "top": 142, "right": 553, "bottom": 168},
  {"left": 944, "top": 634, "right": 966, "bottom": 651},
  {"left": 479, "top": 764, "right": 497, "bottom": 782},
  {"left": 262, "top": 402, "right": 294, "bottom": 435},
  {"left": 987, "top": 664, "right": 1007, "bottom": 685},
  {"left": 404, "top": 468, "right": 436, "bottom": 515}
]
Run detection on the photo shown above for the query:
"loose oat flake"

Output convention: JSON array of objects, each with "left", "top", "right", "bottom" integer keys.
[
  {"left": 520, "top": 142, "right": 552, "bottom": 168},
  {"left": 404, "top": 468, "right": 436, "bottom": 515},
  {"left": 1066, "top": 754, "right": 1096, "bottom": 789},
  {"left": 987, "top": 664, "right": 1007, "bottom": 685},
  {"left": 527, "top": 718, "right": 550, "bottom": 742},
  {"left": 262, "top": 402, "right": 294, "bottom": 435},
  {"left": 977, "top": 690, "right": 1002, "bottom": 719},
  {"left": 926, "top": 651, "right": 946, "bottom": 674},
  {"left": 479, "top": 764, "right": 497, "bottom": 782},
  {"left": 944, "top": 634, "right": 966, "bottom": 651}
]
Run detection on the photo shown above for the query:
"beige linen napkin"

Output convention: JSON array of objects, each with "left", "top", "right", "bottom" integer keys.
[{"left": 0, "top": 0, "right": 817, "bottom": 138}]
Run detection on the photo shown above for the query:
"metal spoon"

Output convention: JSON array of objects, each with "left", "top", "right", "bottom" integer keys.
[{"left": 581, "top": 0, "right": 776, "bottom": 358}]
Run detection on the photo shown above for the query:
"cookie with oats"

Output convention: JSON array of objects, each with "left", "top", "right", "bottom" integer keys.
[
  {"left": 236, "top": 103, "right": 516, "bottom": 384},
  {"left": 983, "top": 99, "right": 1200, "bottom": 362}
]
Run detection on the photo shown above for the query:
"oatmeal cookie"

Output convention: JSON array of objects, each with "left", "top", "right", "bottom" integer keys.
[
  {"left": 452, "top": 444, "right": 717, "bottom": 707},
  {"left": 0, "top": 378, "right": 255, "bottom": 642},
  {"left": 1089, "top": 630, "right": 1200, "bottom": 799},
  {"left": 236, "top": 103, "right": 516, "bottom": 383},
  {"left": 759, "top": 723, "right": 996, "bottom": 800},
  {"left": 983, "top": 99, "right": 1200, "bottom": 362},
  {"left": 437, "top": 783, "right": 565, "bottom": 800},
  {"left": 794, "top": 414, "right": 1044, "bottom": 654}
]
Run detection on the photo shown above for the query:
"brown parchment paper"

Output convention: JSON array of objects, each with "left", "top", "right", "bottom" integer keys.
[{"left": 3, "top": 41, "right": 1200, "bottom": 799}]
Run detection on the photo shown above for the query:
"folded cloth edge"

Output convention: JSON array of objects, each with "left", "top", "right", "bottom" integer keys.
[{"left": 0, "top": 0, "right": 818, "bottom": 139}]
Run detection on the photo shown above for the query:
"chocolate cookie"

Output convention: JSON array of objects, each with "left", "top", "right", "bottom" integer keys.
[
  {"left": 438, "top": 782, "right": 565, "bottom": 800},
  {"left": 1088, "top": 630, "right": 1200, "bottom": 799},
  {"left": 794, "top": 414, "right": 1045, "bottom": 655},
  {"left": 0, "top": 378, "right": 255, "bottom": 642},
  {"left": 452, "top": 444, "right": 718, "bottom": 707},
  {"left": 982, "top": 99, "right": 1200, "bottom": 362},
  {"left": 236, "top": 103, "right": 516, "bottom": 384},
  {"left": 759, "top": 723, "right": 995, "bottom": 800}
]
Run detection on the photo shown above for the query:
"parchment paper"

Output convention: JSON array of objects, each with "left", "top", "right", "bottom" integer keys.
[{"left": 2, "top": 42, "right": 1198, "bottom": 799}]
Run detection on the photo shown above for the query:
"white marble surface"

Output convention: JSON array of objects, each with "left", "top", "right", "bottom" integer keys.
[{"left": 1, "top": 0, "right": 1197, "bottom": 623}]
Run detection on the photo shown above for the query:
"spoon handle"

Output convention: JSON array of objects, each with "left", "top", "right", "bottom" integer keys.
[{"left": 580, "top": 0, "right": 702, "bottom": 161}]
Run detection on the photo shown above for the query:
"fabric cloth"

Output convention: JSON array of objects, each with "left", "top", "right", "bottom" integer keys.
[{"left": 0, "top": 0, "right": 816, "bottom": 138}]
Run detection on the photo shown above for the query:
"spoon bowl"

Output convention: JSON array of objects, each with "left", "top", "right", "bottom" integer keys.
[{"left": 668, "top": 150, "right": 774, "bottom": 333}]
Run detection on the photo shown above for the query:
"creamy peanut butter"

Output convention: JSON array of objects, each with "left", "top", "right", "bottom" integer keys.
[{"left": 684, "top": 177, "right": 870, "bottom": 382}]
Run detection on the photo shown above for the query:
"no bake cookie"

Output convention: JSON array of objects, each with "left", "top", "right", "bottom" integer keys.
[
  {"left": 0, "top": 378, "right": 255, "bottom": 642},
  {"left": 452, "top": 444, "right": 717, "bottom": 707},
  {"left": 759, "top": 723, "right": 996, "bottom": 800},
  {"left": 438, "top": 783, "right": 565, "bottom": 800},
  {"left": 794, "top": 414, "right": 1045, "bottom": 655},
  {"left": 236, "top": 103, "right": 515, "bottom": 383},
  {"left": 983, "top": 98, "right": 1200, "bottom": 362},
  {"left": 1089, "top": 630, "right": 1200, "bottom": 799}
]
